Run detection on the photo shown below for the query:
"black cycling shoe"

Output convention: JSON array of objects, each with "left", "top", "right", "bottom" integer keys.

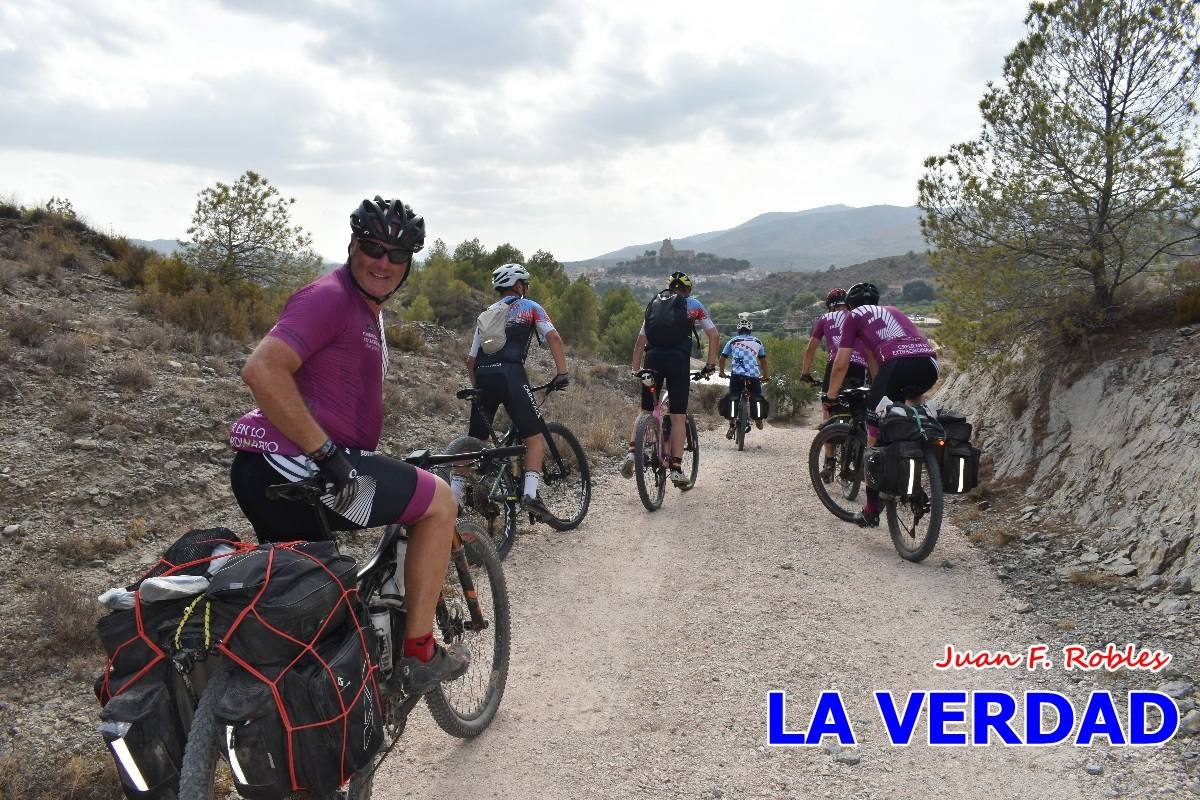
[
  {"left": 521, "top": 493, "right": 552, "bottom": 522},
  {"left": 852, "top": 511, "right": 880, "bottom": 528},
  {"left": 398, "top": 642, "right": 471, "bottom": 696},
  {"left": 819, "top": 460, "right": 836, "bottom": 484}
]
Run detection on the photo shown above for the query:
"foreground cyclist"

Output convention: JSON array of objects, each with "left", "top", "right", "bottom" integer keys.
[
  {"left": 621, "top": 271, "right": 719, "bottom": 487},
  {"left": 462, "top": 263, "right": 569, "bottom": 520},
  {"left": 718, "top": 318, "right": 770, "bottom": 439},
  {"left": 826, "top": 282, "right": 937, "bottom": 528},
  {"left": 802, "top": 287, "right": 869, "bottom": 480},
  {"left": 228, "top": 196, "right": 468, "bottom": 695}
]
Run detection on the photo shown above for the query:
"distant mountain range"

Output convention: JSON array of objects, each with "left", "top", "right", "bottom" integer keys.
[{"left": 571, "top": 204, "right": 926, "bottom": 272}]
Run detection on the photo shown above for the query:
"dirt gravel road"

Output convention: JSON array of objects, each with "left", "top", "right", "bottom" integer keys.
[{"left": 375, "top": 423, "right": 1122, "bottom": 799}]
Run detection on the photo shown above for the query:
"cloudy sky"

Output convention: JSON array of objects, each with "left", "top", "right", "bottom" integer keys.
[{"left": 0, "top": 0, "right": 1029, "bottom": 262}]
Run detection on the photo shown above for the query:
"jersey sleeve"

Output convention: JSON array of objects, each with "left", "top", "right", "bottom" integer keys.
[
  {"left": 468, "top": 328, "right": 481, "bottom": 358},
  {"left": 267, "top": 281, "right": 344, "bottom": 361},
  {"left": 720, "top": 339, "right": 733, "bottom": 357},
  {"left": 756, "top": 339, "right": 766, "bottom": 358},
  {"left": 525, "top": 300, "right": 556, "bottom": 336},
  {"left": 687, "top": 297, "right": 716, "bottom": 332},
  {"left": 840, "top": 310, "right": 862, "bottom": 351},
  {"left": 811, "top": 315, "right": 826, "bottom": 340}
]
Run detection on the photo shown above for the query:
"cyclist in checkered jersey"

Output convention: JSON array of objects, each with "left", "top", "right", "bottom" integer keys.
[{"left": 718, "top": 318, "right": 770, "bottom": 438}]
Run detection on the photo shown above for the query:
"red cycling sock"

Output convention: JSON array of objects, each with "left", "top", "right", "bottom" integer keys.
[
  {"left": 864, "top": 488, "right": 880, "bottom": 516},
  {"left": 403, "top": 632, "right": 435, "bottom": 662}
]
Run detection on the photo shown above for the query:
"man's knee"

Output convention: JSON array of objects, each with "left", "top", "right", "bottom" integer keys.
[{"left": 417, "top": 479, "right": 457, "bottom": 528}]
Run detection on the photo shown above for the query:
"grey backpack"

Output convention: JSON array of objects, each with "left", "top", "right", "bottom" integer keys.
[{"left": 476, "top": 298, "right": 513, "bottom": 355}]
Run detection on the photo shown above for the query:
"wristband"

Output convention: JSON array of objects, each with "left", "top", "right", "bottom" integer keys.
[{"left": 307, "top": 439, "right": 336, "bottom": 462}]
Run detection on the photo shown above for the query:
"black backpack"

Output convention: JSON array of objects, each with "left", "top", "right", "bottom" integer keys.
[{"left": 643, "top": 291, "right": 695, "bottom": 348}]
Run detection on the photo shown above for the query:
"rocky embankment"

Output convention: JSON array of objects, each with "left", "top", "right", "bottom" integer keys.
[{"left": 937, "top": 325, "right": 1200, "bottom": 601}]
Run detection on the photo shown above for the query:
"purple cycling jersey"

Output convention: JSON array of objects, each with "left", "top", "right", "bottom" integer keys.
[
  {"left": 230, "top": 266, "right": 387, "bottom": 456},
  {"left": 840, "top": 305, "right": 935, "bottom": 364},
  {"left": 811, "top": 310, "right": 868, "bottom": 367}
]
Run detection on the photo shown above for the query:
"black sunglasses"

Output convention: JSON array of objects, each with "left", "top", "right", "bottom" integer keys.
[{"left": 357, "top": 237, "right": 413, "bottom": 264}]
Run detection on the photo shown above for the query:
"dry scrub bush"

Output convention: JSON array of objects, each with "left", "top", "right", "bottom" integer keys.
[
  {"left": 0, "top": 338, "right": 11, "bottom": 366},
  {"left": 31, "top": 576, "right": 100, "bottom": 657},
  {"left": 55, "top": 400, "right": 93, "bottom": 432},
  {"left": 1176, "top": 286, "right": 1200, "bottom": 326},
  {"left": 43, "top": 334, "right": 90, "bottom": 375},
  {"left": 0, "top": 260, "right": 15, "bottom": 293},
  {"left": 0, "top": 749, "right": 122, "bottom": 800},
  {"left": 111, "top": 354, "right": 154, "bottom": 391},
  {"left": 128, "top": 323, "right": 174, "bottom": 352},
  {"left": 553, "top": 381, "right": 634, "bottom": 457},
  {"left": 4, "top": 309, "right": 46, "bottom": 347},
  {"left": 385, "top": 323, "right": 424, "bottom": 352},
  {"left": 55, "top": 529, "right": 134, "bottom": 564}
]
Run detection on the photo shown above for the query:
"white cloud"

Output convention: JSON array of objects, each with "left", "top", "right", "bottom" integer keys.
[{"left": 0, "top": 0, "right": 1029, "bottom": 262}]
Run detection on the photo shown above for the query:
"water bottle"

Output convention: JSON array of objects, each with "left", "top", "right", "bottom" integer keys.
[
  {"left": 382, "top": 541, "right": 406, "bottom": 600},
  {"left": 369, "top": 606, "right": 393, "bottom": 680}
]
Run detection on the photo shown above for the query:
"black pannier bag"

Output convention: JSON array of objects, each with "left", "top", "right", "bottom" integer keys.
[
  {"left": 942, "top": 441, "right": 981, "bottom": 493},
  {"left": 937, "top": 410, "right": 980, "bottom": 494},
  {"left": 750, "top": 396, "right": 770, "bottom": 419},
  {"left": 98, "top": 670, "right": 187, "bottom": 800},
  {"left": 866, "top": 441, "right": 924, "bottom": 497},
  {"left": 936, "top": 411, "right": 973, "bottom": 445},
  {"left": 718, "top": 395, "right": 736, "bottom": 418},
  {"left": 216, "top": 623, "right": 384, "bottom": 799},
  {"left": 206, "top": 541, "right": 359, "bottom": 666},
  {"left": 877, "top": 405, "right": 925, "bottom": 443}
]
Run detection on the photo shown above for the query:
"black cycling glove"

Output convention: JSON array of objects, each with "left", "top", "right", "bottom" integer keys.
[
  {"left": 311, "top": 442, "right": 358, "bottom": 508},
  {"left": 551, "top": 372, "right": 570, "bottom": 390}
]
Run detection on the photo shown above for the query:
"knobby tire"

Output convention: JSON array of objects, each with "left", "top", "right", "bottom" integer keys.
[
  {"left": 885, "top": 447, "right": 944, "bottom": 563},
  {"left": 678, "top": 415, "right": 700, "bottom": 491},
  {"left": 426, "top": 520, "right": 511, "bottom": 737},
  {"left": 539, "top": 422, "right": 591, "bottom": 532},
  {"left": 634, "top": 414, "right": 665, "bottom": 511},
  {"left": 808, "top": 423, "right": 866, "bottom": 523}
]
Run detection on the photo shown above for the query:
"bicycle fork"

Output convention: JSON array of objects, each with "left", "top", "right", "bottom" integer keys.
[{"left": 449, "top": 530, "right": 489, "bottom": 632}]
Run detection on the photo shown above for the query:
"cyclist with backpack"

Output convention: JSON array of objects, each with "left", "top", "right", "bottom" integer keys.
[
  {"left": 229, "top": 196, "right": 468, "bottom": 695},
  {"left": 826, "top": 281, "right": 938, "bottom": 528},
  {"left": 802, "top": 287, "right": 869, "bottom": 480},
  {"left": 620, "top": 271, "right": 719, "bottom": 487},
  {"left": 718, "top": 318, "right": 770, "bottom": 439},
  {"left": 463, "top": 263, "right": 569, "bottom": 521}
]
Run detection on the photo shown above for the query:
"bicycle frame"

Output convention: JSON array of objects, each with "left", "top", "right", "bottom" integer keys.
[{"left": 463, "top": 381, "right": 570, "bottom": 482}]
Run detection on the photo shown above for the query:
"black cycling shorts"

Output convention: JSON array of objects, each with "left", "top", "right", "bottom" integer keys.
[
  {"left": 641, "top": 349, "right": 692, "bottom": 414},
  {"left": 230, "top": 449, "right": 437, "bottom": 544},
  {"left": 469, "top": 363, "right": 545, "bottom": 441},
  {"left": 867, "top": 356, "right": 939, "bottom": 417},
  {"left": 823, "top": 360, "right": 868, "bottom": 395},
  {"left": 728, "top": 375, "right": 764, "bottom": 397}
]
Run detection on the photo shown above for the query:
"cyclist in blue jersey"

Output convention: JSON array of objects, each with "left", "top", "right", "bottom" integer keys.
[
  {"left": 463, "top": 264, "right": 569, "bottom": 521},
  {"left": 621, "top": 271, "right": 718, "bottom": 487},
  {"left": 718, "top": 319, "right": 770, "bottom": 439}
]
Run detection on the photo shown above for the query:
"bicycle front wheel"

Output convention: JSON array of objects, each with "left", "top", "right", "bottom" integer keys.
[
  {"left": 678, "top": 414, "right": 700, "bottom": 490},
  {"left": 886, "top": 447, "right": 944, "bottom": 563},
  {"left": 427, "top": 519, "right": 510, "bottom": 738},
  {"left": 538, "top": 422, "right": 591, "bottom": 531},
  {"left": 442, "top": 435, "right": 519, "bottom": 561},
  {"left": 808, "top": 423, "right": 866, "bottom": 522},
  {"left": 177, "top": 663, "right": 233, "bottom": 800},
  {"left": 634, "top": 414, "right": 666, "bottom": 510}
]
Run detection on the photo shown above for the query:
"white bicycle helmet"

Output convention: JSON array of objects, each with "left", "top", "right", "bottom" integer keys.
[
  {"left": 736, "top": 319, "right": 753, "bottom": 333},
  {"left": 492, "top": 263, "right": 531, "bottom": 290}
]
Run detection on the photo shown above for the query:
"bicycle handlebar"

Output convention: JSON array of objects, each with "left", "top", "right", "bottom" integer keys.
[{"left": 457, "top": 381, "right": 565, "bottom": 402}]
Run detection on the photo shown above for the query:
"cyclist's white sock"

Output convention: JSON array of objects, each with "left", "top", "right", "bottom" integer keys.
[
  {"left": 523, "top": 470, "right": 541, "bottom": 498},
  {"left": 450, "top": 476, "right": 465, "bottom": 503}
]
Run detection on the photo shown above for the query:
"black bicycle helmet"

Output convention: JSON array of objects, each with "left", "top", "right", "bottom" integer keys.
[
  {"left": 825, "top": 287, "right": 847, "bottom": 309},
  {"left": 350, "top": 196, "right": 425, "bottom": 253},
  {"left": 845, "top": 282, "right": 880, "bottom": 308},
  {"left": 348, "top": 196, "right": 425, "bottom": 302}
]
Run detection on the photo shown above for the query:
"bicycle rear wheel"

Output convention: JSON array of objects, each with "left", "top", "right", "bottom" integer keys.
[
  {"left": 426, "top": 519, "right": 510, "bottom": 737},
  {"left": 177, "top": 663, "right": 233, "bottom": 800},
  {"left": 736, "top": 398, "right": 748, "bottom": 452},
  {"left": 442, "top": 435, "right": 519, "bottom": 561},
  {"left": 808, "top": 423, "right": 866, "bottom": 522},
  {"left": 538, "top": 422, "right": 591, "bottom": 532},
  {"left": 678, "top": 414, "right": 700, "bottom": 490},
  {"left": 886, "top": 447, "right": 944, "bottom": 563},
  {"left": 633, "top": 414, "right": 666, "bottom": 510}
]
